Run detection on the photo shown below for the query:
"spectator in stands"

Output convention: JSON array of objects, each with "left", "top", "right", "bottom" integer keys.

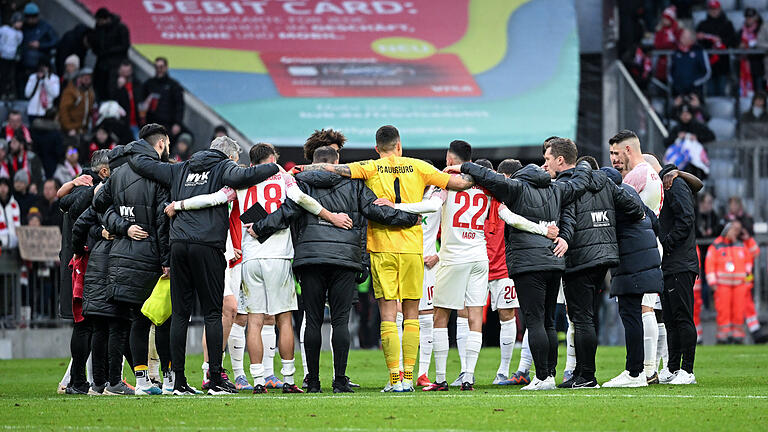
[
  {"left": 654, "top": 6, "right": 682, "bottom": 82},
  {"left": 12, "top": 170, "right": 36, "bottom": 224},
  {"left": 87, "top": 124, "right": 117, "bottom": 159},
  {"left": 724, "top": 196, "right": 755, "bottom": 236},
  {"left": 6, "top": 127, "right": 43, "bottom": 191},
  {"left": 696, "top": 1, "right": 738, "bottom": 96},
  {"left": 88, "top": 8, "right": 130, "bottom": 100},
  {"left": 38, "top": 178, "right": 62, "bottom": 228},
  {"left": 59, "top": 54, "right": 80, "bottom": 90},
  {"left": 0, "top": 12, "right": 23, "bottom": 100},
  {"left": 0, "top": 177, "right": 20, "bottom": 249},
  {"left": 670, "top": 0, "right": 696, "bottom": 21},
  {"left": 25, "top": 207, "right": 42, "bottom": 226},
  {"left": 3, "top": 109, "right": 30, "bottom": 143},
  {"left": 30, "top": 106, "right": 63, "bottom": 179},
  {"left": 697, "top": 191, "right": 722, "bottom": 239},
  {"left": 55, "top": 24, "right": 89, "bottom": 85},
  {"left": 665, "top": 104, "right": 716, "bottom": 146},
  {"left": 0, "top": 140, "right": 8, "bottom": 179},
  {"left": 739, "top": 8, "right": 765, "bottom": 95},
  {"left": 670, "top": 93, "right": 710, "bottom": 123},
  {"left": 53, "top": 145, "right": 82, "bottom": 185},
  {"left": 144, "top": 57, "right": 184, "bottom": 138},
  {"left": 740, "top": 91, "right": 768, "bottom": 139},
  {"left": 171, "top": 132, "right": 192, "bottom": 162},
  {"left": 109, "top": 59, "right": 143, "bottom": 138},
  {"left": 59, "top": 68, "right": 94, "bottom": 137},
  {"left": 95, "top": 101, "right": 133, "bottom": 146},
  {"left": 24, "top": 60, "right": 59, "bottom": 121},
  {"left": 19, "top": 2, "right": 57, "bottom": 94},
  {"left": 670, "top": 28, "right": 711, "bottom": 97}
]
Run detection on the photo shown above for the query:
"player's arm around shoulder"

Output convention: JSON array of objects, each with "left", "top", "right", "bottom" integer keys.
[{"left": 360, "top": 182, "right": 421, "bottom": 227}]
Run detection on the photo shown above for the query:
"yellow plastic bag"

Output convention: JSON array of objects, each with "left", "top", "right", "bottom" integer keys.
[{"left": 141, "top": 277, "right": 171, "bottom": 325}]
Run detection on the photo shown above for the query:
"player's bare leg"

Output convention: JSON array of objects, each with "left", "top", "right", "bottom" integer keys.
[
  {"left": 495, "top": 308, "right": 518, "bottom": 383},
  {"left": 246, "top": 313, "right": 266, "bottom": 393},
  {"left": 417, "top": 309, "right": 434, "bottom": 386},
  {"left": 451, "top": 308, "right": 470, "bottom": 386}
]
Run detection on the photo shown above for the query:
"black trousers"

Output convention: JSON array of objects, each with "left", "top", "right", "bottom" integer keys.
[
  {"left": 70, "top": 319, "right": 94, "bottom": 388},
  {"left": 515, "top": 271, "right": 562, "bottom": 380},
  {"left": 563, "top": 266, "right": 608, "bottom": 381},
  {"left": 661, "top": 271, "right": 698, "bottom": 373},
  {"left": 298, "top": 265, "right": 357, "bottom": 381},
  {"left": 617, "top": 294, "right": 644, "bottom": 377},
  {"left": 169, "top": 242, "right": 226, "bottom": 380}
]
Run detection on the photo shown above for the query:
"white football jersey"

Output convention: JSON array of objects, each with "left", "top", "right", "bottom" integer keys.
[
  {"left": 237, "top": 172, "right": 294, "bottom": 261},
  {"left": 422, "top": 190, "right": 441, "bottom": 257},
  {"left": 624, "top": 162, "right": 664, "bottom": 216},
  {"left": 437, "top": 185, "right": 491, "bottom": 265}
]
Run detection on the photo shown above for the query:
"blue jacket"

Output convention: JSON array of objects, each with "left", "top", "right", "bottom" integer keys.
[
  {"left": 21, "top": 20, "right": 58, "bottom": 68},
  {"left": 670, "top": 44, "right": 711, "bottom": 96}
]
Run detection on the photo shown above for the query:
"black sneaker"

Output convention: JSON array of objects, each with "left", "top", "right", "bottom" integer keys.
[
  {"left": 345, "top": 376, "right": 360, "bottom": 388},
  {"left": 219, "top": 369, "right": 238, "bottom": 392},
  {"left": 282, "top": 383, "right": 304, "bottom": 393},
  {"left": 422, "top": 381, "right": 448, "bottom": 391},
  {"left": 302, "top": 376, "right": 309, "bottom": 389},
  {"left": 646, "top": 372, "right": 659, "bottom": 385},
  {"left": 557, "top": 375, "right": 579, "bottom": 389},
  {"left": 252, "top": 384, "right": 268, "bottom": 394},
  {"left": 88, "top": 383, "right": 106, "bottom": 395},
  {"left": 207, "top": 375, "right": 238, "bottom": 395},
  {"left": 306, "top": 378, "right": 321, "bottom": 393},
  {"left": 332, "top": 376, "right": 354, "bottom": 394},
  {"left": 753, "top": 328, "right": 768, "bottom": 344},
  {"left": 460, "top": 382, "right": 474, "bottom": 391},
  {"left": 173, "top": 383, "right": 201, "bottom": 395},
  {"left": 65, "top": 383, "right": 90, "bottom": 395},
  {"left": 571, "top": 376, "right": 600, "bottom": 389}
]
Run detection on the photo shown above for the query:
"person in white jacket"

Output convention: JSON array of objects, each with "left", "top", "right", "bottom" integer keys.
[
  {"left": 0, "top": 177, "right": 20, "bottom": 250},
  {"left": 24, "top": 61, "right": 59, "bottom": 119}
]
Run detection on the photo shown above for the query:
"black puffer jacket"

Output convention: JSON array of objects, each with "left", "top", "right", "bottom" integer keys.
[
  {"left": 250, "top": 170, "right": 419, "bottom": 272},
  {"left": 460, "top": 161, "right": 592, "bottom": 275},
  {"left": 129, "top": 147, "right": 279, "bottom": 251},
  {"left": 72, "top": 206, "right": 131, "bottom": 318},
  {"left": 94, "top": 140, "right": 170, "bottom": 305},
  {"left": 87, "top": 12, "right": 130, "bottom": 67},
  {"left": 658, "top": 164, "right": 699, "bottom": 275},
  {"left": 557, "top": 168, "right": 645, "bottom": 273}
]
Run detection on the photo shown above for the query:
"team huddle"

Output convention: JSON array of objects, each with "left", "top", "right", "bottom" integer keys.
[{"left": 58, "top": 123, "right": 701, "bottom": 396}]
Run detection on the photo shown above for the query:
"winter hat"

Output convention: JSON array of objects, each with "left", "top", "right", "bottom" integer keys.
[
  {"left": 177, "top": 133, "right": 193, "bottom": 145},
  {"left": 662, "top": 6, "right": 677, "bottom": 22},
  {"left": 23, "top": 2, "right": 39, "bottom": 16},
  {"left": 78, "top": 67, "right": 93, "bottom": 77},
  {"left": 95, "top": 8, "right": 111, "bottom": 19},
  {"left": 745, "top": 8, "right": 758, "bottom": 18},
  {"left": 10, "top": 12, "right": 23, "bottom": 24},
  {"left": 13, "top": 170, "right": 29, "bottom": 186},
  {"left": 600, "top": 167, "right": 623, "bottom": 186},
  {"left": 65, "top": 54, "right": 80, "bottom": 69},
  {"left": 97, "top": 101, "right": 126, "bottom": 125},
  {"left": 707, "top": 1, "right": 721, "bottom": 9}
]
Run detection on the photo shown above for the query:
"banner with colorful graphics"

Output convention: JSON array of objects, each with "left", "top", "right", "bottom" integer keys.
[{"left": 81, "top": 0, "right": 579, "bottom": 149}]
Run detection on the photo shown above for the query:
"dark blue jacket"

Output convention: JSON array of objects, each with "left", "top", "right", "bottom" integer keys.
[
  {"left": 670, "top": 45, "right": 711, "bottom": 96},
  {"left": 21, "top": 20, "right": 58, "bottom": 68}
]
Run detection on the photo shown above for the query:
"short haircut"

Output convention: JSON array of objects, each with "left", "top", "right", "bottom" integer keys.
[
  {"left": 498, "top": 158, "right": 523, "bottom": 176},
  {"left": 475, "top": 158, "right": 493, "bottom": 170},
  {"left": 547, "top": 137, "right": 578, "bottom": 165},
  {"left": 376, "top": 125, "right": 400, "bottom": 151},
  {"left": 577, "top": 155, "right": 599, "bottom": 170},
  {"left": 542, "top": 136, "right": 560, "bottom": 153},
  {"left": 210, "top": 136, "right": 240, "bottom": 159},
  {"left": 119, "top": 58, "right": 132, "bottom": 68},
  {"left": 8, "top": 109, "right": 21, "bottom": 118},
  {"left": 304, "top": 128, "right": 347, "bottom": 162},
  {"left": 44, "top": 178, "right": 62, "bottom": 189},
  {"left": 312, "top": 146, "right": 339, "bottom": 164},
  {"left": 213, "top": 125, "right": 228, "bottom": 134},
  {"left": 155, "top": 56, "right": 168, "bottom": 66},
  {"left": 448, "top": 140, "right": 472, "bottom": 163},
  {"left": 139, "top": 123, "right": 168, "bottom": 146},
  {"left": 249, "top": 142, "right": 278, "bottom": 164},
  {"left": 13, "top": 128, "right": 27, "bottom": 144},
  {"left": 90, "top": 149, "right": 110, "bottom": 170},
  {"left": 609, "top": 130, "right": 639, "bottom": 146}
]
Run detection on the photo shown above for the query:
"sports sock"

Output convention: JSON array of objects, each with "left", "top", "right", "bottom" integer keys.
[
  {"left": 464, "top": 331, "right": 482, "bottom": 384},
  {"left": 456, "top": 316, "right": 469, "bottom": 372},
  {"left": 201, "top": 361, "right": 209, "bottom": 380},
  {"left": 163, "top": 370, "right": 174, "bottom": 389},
  {"left": 60, "top": 358, "right": 72, "bottom": 387},
  {"left": 657, "top": 322, "right": 668, "bottom": 370},
  {"left": 402, "top": 319, "right": 419, "bottom": 380},
  {"left": 418, "top": 314, "right": 434, "bottom": 378},
  {"left": 134, "top": 366, "right": 150, "bottom": 388},
  {"left": 498, "top": 318, "right": 517, "bottom": 376},
  {"left": 300, "top": 313, "right": 308, "bottom": 379},
  {"left": 228, "top": 323, "right": 246, "bottom": 378},
  {"left": 565, "top": 317, "right": 576, "bottom": 373},
  {"left": 86, "top": 354, "right": 94, "bottom": 384},
  {"left": 517, "top": 330, "right": 532, "bottom": 374},
  {"left": 281, "top": 359, "right": 296, "bottom": 385},
  {"left": 262, "top": 324, "right": 276, "bottom": 377},
  {"left": 148, "top": 325, "right": 160, "bottom": 379},
  {"left": 642, "top": 311, "right": 659, "bottom": 378},
  {"left": 396, "top": 312, "right": 404, "bottom": 372},
  {"left": 250, "top": 363, "right": 265, "bottom": 386},
  {"left": 380, "top": 321, "right": 401, "bottom": 381},
  {"left": 433, "top": 327, "right": 449, "bottom": 383}
]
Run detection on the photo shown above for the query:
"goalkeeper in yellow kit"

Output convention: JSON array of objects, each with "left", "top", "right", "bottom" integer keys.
[{"left": 295, "top": 125, "right": 474, "bottom": 391}]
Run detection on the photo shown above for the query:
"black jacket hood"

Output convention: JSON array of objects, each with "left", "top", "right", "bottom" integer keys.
[
  {"left": 513, "top": 164, "right": 551, "bottom": 187},
  {"left": 188, "top": 149, "right": 228, "bottom": 173},
  {"left": 296, "top": 170, "right": 344, "bottom": 188},
  {"left": 125, "top": 139, "right": 159, "bottom": 159},
  {"left": 108, "top": 145, "right": 130, "bottom": 170},
  {"left": 557, "top": 168, "right": 608, "bottom": 193}
]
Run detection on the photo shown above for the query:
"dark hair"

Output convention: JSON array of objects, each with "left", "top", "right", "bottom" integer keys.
[
  {"left": 44, "top": 177, "right": 62, "bottom": 190},
  {"left": 448, "top": 140, "right": 472, "bottom": 163},
  {"left": 312, "top": 146, "right": 339, "bottom": 164},
  {"left": 249, "top": 142, "right": 278, "bottom": 164},
  {"left": 214, "top": 125, "right": 228, "bottom": 134},
  {"left": 376, "top": 125, "right": 400, "bottom": 151},
  {"left": 119, "top": 58, "right": 132, "bottom": 68},
  {"left": 139, "top": 123, "right": 168, "bottom": 145},
  {"left": 95, "top": 7, "right": 111, "bottom": 19},
  {"left": 542, "top": 136, "right": 560, "bottom": 153},
  {"left": 474, "top": 158, "right": 493, "bottom": 170},
  {"left": 753, "top": 91, "right": 767, "bottom": 106},
  {"left": 8, "top": 109, "right": 21, "bottom": 118},
  {"left": 12, "top": 128, "right": 27, "bottom": 144},
  {"left": 155, "top": 57, "right": 168, "bottom": 66},
  {"left": 498, "top": 158, "right": 523, "bottom": 176},
  {"left": 304, "top": 128, "right": 347, "bottom": 162},
  {"left": 608, "top": 130, "right": 638, "bottom": 146},
  {"left": 547, "top": 137, "right": 578, "bottom": 165},
  {"left": 577, "top": 155, "right": 599, "bottom": 170}
]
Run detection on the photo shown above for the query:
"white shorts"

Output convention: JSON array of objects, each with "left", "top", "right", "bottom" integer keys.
[
  {"left": 434, "top": 260, "right": 489, "bottom": 310},
  {"left": 489, "top": 278, "right": 519, "bottom": 311},
  {"left": 223, "top": 263, "right": 242, "bottom": 298},
  {"left": 419, "top": 265, "right": 436, "bottom": 311},
  {"left": 642, "top": 293, "right": 662, "bottom": 310},
  {"left": 241, "top": 259, "right": 298, "bottom": 315}
]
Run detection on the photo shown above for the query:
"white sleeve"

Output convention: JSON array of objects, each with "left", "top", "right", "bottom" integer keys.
[
  {"left": 284, "top": 175, "right": 323, "bottom": 215},
  {"left": 47, "top": 75, "right": 60, "bottom": 98},
  {"left": 498, "top": 206, "right": 548, "bottom": 236},
  {"left": 394, "top": 195, "right": 444, "bottom": 214},
  {"left": 24, "top": 74, "right": 35, "bottom": 98},
  {"left": 175, "top": 189, "right": 230, "bottom": 211}
]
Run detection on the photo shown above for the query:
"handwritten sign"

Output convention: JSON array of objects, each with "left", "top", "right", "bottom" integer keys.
[{"left": 16, "top": 226, "right": 62, "bottom": 262}]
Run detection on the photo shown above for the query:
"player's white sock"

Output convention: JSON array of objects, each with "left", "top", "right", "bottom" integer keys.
[
  {"left": 418, "top": 314, "right": 434, "bottom": 378},
  {"left": 60, "top": 358, "right": 73, "bottom": 387},
  {"left": 262, "top": 325, "right": 276, "bottom": 377},
  {"left": 498, "top": 318, "right": 517, "bottom": 376},
  {"left": 433, "top": 328, "right": 449, "bottom": 383},
  {"left": 250, "top": 363, "right": 265, "bottom": 387},
  {"left": 201, "top": 361, "right": 209, "bottom": 379},
  {"left": 456, "top": 316, "right": 469, "bottom": 372},
  {"left": 228, "top": 323, "right": 246, "bottom": 378},
  {"left": 396, "top": 312, "right": 404, "bottom": 372},
  {"left": 464, "top": 331, "right": 482, "bottom": 384},
  {"left": 517, "top": 330, "right": 532, "bottom": 374},
  {"left": 565, "top": 317, "right": 576, "bottom": 373},
  {"left": 643, "top": 311, "right": 659, "bottom": 378},
  {"left": 300, "top": 313, "right": 308, "bottom": 379},
  {"left": 281, "top": 359, "right": 296, "bottom": 385},
  {"left": 657, "top": 322, "right": 668, "bottom": 370},
  {"left": 86, "top": 354, "right": 94, "bottom": 384}
]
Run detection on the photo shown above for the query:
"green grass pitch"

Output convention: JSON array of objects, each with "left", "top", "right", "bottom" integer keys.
[{"left": 1, "top": 345, "right": 767, "bottom": 431}]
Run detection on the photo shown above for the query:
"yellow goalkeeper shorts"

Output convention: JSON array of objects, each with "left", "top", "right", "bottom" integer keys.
[{"left": 370, "top": 252, "right": 423, "bottom": 301}]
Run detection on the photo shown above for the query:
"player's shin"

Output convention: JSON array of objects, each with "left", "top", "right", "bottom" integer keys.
[
  {"left": 498, "top": 317, "right": 517, "bottom": 376},
  {"left": 228, "top": 323, "right": 246, "bottom": 378},
  {"left": 433, "top": 327, "right": 449, "bottom": 383},
  {"left": 402, "top": 319, "right": 419, "bottom": 383},
  {"left": 380, "top": 321, "right": 401, "bottom": 383},
  {"left": 418, "top": 314, "right": 434, "bottom": 378},
  {"left": 643, "top": 311, "right": 659, "bottom": 378}
]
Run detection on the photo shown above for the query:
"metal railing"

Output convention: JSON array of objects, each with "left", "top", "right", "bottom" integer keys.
[{"left": 616, "top": 61, "right": 669, "bottom": 156}]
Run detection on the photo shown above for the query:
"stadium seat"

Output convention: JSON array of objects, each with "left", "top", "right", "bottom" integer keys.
[
  {"left": 715, "top": 178, "right": 747, "bottom": 200},
  {"left": 720, "top": 0, "right": 738, "bottom": 11},
  {"left": 708, "top": 118, "right": 736, "bottom": 140},
  {"left": 740, "top": 96, "right": 753, "bottom": 113},
  {"left": 651, "top": 97, "right": 666, "bottom": 115},
  {"left": 709, "top": 159, "right": 735, "bottom": 178},
  {"left": 693, "top": 10, "right": 708, "bottom": 26},
  {"left": 743, "top": 0, "right": 768, "bottom": 10},
  {"left": 707, "top": 96, "right": 735, "bottom": 119},
  {"left": 0, "top": 103, "right": 8, "bottom": 124},
  {"left": 728, "top": 11, "right": 745, "bottom": 31}
]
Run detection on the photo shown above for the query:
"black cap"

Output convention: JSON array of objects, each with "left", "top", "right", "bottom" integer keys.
[
  {"left": 745, "top": 7, "right": 758, "bottom": 18},
  {"left": 95, "top": 7, "right": 111, "bottom": 19}
]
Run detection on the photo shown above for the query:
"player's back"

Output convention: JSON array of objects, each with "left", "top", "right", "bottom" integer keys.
[
  {"left": 625, "top": 162, "right": 664, "bottom": 216},
  {"left": 439, "top": 185, "right": 491, "bottom": 265},
  {"left": 237, "top": 172, "right": 293, "bottom": 260}
]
